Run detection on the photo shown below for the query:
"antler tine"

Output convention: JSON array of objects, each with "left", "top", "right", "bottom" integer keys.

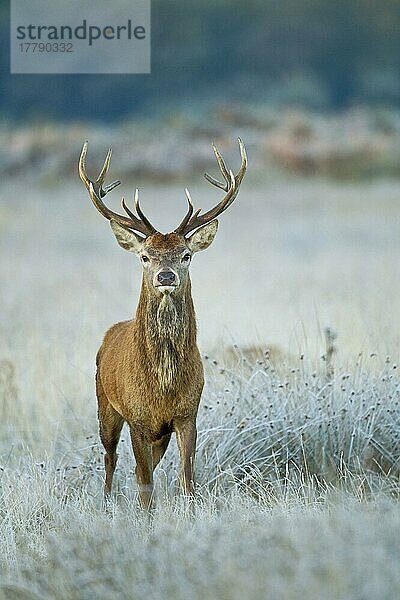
[
  {"left": 236, "top": 137, "right": 248, "bottom": 185},
  {"left": 120, "top": 191, "right": 156, "bottom": 235},
  {"left": 175, "top": 138, "right": 247, "bottom": 236},
  {"left": 174, "top": 188, "right": 195, "bottom": 233},
  {"left": 79, "top": 142, "right": 118, "bottom": 198},
  {"left": 121, "top": 196, "right": 136, "bottom": 220},
  {"left": 204, "top": 141, "right": 231, "bottom": 191},
  {"left": 203, "top": 172, "right": 227, "bottom": 190},
  {"left": 185, "top": 188, "right": 194, "bottom": 214},
  {"left": 134, "top": 189, "right": 157, "bottom": 234},
  {"left": 95, "top": 148, "right": 111, "bottom": 185},
  {"left": 78, "top": 142, "right": 157, "bottom": 237},
  {"left": 95, "top": 148, "right": 122, "bottom": 197},
  {"left": 78, "top": 140, "right": 90, "bottom": 188},
  {"left": 212, "top": 142, "right": 230, "bottom": 183},
  {"left": 102, "top": 180, "right": 122, "bottom": 196}
]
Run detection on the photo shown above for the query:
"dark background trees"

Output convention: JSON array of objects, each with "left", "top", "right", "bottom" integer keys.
[{"left": 1, "top": 0, "right": 399, "bottom": 122}]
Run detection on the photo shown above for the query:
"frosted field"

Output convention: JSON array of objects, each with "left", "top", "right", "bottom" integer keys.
[{"left": 0, "top": 176, "right": 399, "bottom": 599}]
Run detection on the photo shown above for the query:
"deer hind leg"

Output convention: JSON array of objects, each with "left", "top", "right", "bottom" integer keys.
[
  {"left": 174, "top": 418, "right": 197, "bottom": 497},
  {"left": 129, "top": 427, "right": 154, "bottom": 510},
  {"left": 151, "top": 434, "right": 172, "bottom": 471},
  {"left": 97, "top": 376, "right": 124, "bottom": 498}
]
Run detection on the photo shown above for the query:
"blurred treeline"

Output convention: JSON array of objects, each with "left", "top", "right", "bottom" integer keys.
[{"left": 0, "top": 0, "right": 399, "bottom": 122}]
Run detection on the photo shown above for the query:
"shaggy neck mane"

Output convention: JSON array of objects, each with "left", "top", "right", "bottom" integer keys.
[{"left": 134, "top": 277, "right": 197, "bottom": 391}]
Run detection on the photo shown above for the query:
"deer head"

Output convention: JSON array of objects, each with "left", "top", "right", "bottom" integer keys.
[{"left": 79, "top": 139, "right": 247, "bottom": 296}]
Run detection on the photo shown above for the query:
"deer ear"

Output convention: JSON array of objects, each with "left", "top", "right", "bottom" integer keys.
[
  {"left": 187, "top": 220, "right": 218, "bottom": 253},
  {"left": 110, "top": 220, "right": 144, "bottom": 253}
]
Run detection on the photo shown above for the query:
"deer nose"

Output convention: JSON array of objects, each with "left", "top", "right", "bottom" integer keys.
[{"left": 157, "top": 270, "right": 176, "bottom": 286}]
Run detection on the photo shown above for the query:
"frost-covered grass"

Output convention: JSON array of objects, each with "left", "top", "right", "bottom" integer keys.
[
  {"left": 1, "top": 352, "right": 400, "bottom": 599},
  {"left": 0, "top": 178, "right": 399, "bottom": 598},
  {"left": 0, "top": 350, "right": 400, "bottom": 600},
  {"left": 1, "top": 490, "right": 400, "bottom": 600}
]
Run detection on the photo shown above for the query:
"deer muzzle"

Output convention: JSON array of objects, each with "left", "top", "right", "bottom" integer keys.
[{"left": 154, "top": 269, "right": 179, "bottom": 293}]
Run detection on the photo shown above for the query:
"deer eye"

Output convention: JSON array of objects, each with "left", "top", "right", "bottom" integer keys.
[
  {"left": 182, "top": 253, "right": 191, "bottom": 263},
  {"left": 141, "top": 255, "right": 150, "bottom": 264}
]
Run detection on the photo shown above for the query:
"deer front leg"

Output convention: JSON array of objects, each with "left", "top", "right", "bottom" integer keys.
[
  {"left": 174, "top": 418, "right": 197, "bottom": 496},
  {"left": 97, "top": 376, "right": 124, "bottom": 499},
  {"left": 152, "top": 433, "right": 172, "bottom": 470},
  {"left": 129, "top": 427, "right": 154, "bottom": 510}
]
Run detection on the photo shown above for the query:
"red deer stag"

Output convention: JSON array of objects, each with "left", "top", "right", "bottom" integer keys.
[{"left": 79, "top": 139, "right": 247, "bottom": 509}]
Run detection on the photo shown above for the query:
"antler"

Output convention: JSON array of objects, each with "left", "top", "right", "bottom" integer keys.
[
  {"left": 174, "top": 138, "right": 247, "bottom": 236},
  {"left": 78, "top": 141, "right": 157, "bottom": 237}
]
